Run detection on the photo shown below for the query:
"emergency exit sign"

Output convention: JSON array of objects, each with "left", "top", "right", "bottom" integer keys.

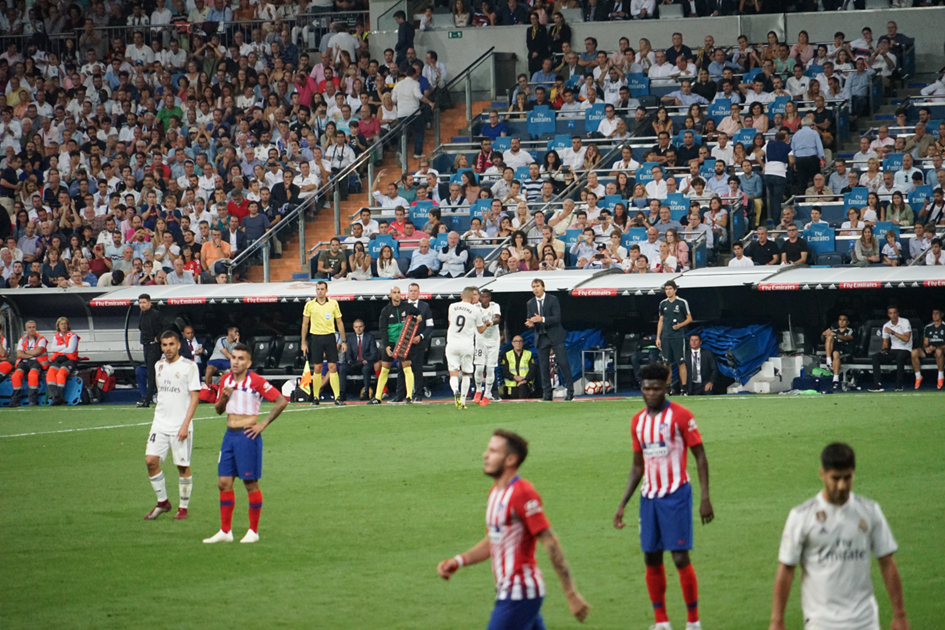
[{"left": 448, "top": 31, "right": 463, "bottom": 39}]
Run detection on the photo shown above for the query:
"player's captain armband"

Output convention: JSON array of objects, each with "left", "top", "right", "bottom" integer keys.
[{"left": 524, "top": 499, "right": 543, "bottom": 518}]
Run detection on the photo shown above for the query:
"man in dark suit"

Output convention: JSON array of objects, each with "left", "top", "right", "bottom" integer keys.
[
  {"left": 525, "top": 278, "right": 574, "bottom": 401},
  {"left": 395, "top": 282, "right": 435, "bottom": 401},
  {"left": 685, "top": 334, "right": 719, "bottom": 395},
  {"left": 337, "top": 319, "right": 380, "bottom": 401}
]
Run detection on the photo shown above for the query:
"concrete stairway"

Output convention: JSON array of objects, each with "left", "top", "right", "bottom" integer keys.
[{"left": 246, "top": 101, "right": 490, "bottom": 282}]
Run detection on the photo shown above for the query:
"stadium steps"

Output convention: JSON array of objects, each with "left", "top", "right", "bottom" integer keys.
[{"left": 246, "top": 101, "right": 491, "bottom": 282}]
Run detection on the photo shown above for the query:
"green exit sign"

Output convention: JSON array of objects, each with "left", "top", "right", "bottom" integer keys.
[{"left": 448, "top": 30, "right": 463, "bottom": 39}]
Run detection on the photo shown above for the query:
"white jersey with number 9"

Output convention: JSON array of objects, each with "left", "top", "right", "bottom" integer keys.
[{"left": 447, "top": 302, "right": 485, "bottom": 349}]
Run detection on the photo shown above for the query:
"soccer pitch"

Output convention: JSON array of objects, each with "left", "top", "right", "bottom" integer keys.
[{"left": 1, "top": 395, "right": 943, "bottom": 630}]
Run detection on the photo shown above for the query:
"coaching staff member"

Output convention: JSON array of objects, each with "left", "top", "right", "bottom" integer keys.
[
  {"left": 657, "top": 280, "right": 692, "bottom": 395},
  {"left": 525, "top": 278, "right": 574, "bottom": 401},
  {"left": 137, "top": 293, "right": 169, "bottom": 408},
  {"left": 395, "top": 283, "right": 435, "bottom": 402},
  {"left": 684, "top": 334, "right": 718, "bottom": 395},
  {"left": 338, "top": 319, "right": 380, "bottom": 401},
  {"left": 301, "top": 281, "right": 348, "bottom": 406}
]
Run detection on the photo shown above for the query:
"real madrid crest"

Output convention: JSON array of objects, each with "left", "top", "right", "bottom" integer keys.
[
  {"left": 858, "top": 518, "right": 868, "bottom": 532},
  {"left": 816, "top": 511, "right": 827, "bottom": 523}
]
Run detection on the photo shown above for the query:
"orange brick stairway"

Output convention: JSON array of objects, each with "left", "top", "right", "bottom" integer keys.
[{"left": 246, "top": 101, "right": 490, "bottom": 282}]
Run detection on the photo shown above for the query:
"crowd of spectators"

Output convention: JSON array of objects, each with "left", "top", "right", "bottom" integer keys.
[{"left": 0, "top": 0, "right": 457, "bottom": 289}]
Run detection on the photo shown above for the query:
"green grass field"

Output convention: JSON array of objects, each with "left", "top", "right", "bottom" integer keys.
[{"left": 1, "top": 394, "right": 943, "bottom": 630}]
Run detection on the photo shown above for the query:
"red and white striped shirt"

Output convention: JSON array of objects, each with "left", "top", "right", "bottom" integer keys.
[
  {"left": 221, "top": 371, "right": 280, "bottom": 416},
  {"left": 631, "top": 402, "right": 702, "bottom": 499},
  {"left": 486, "top": 476, "right": 550, "bottom": 601}
]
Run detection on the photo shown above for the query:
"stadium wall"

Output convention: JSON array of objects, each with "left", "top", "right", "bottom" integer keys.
[{"left": 370, "top": 8, "right": 945, "bottom": 98}]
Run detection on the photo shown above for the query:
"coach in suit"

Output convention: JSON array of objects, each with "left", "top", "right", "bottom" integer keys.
[
  {"left": 396, "top": 282, "right": 435, "bottom": 401},
  {"left": 685, "top": 334, "right": 719, "bottom": 395},
  {"left": 525, "top": 278, "right": 574, "bottom": 401},
  {"left": 337, "top": 320, "right": 380, "bottom": 401}
]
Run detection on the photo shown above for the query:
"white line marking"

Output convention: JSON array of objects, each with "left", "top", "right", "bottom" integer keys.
[{"left": 0, "top": 392, "right": 927, "bottom": 439}]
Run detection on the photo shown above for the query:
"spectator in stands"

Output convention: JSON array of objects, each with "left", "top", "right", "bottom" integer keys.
[
  {"left": 918, "top": 189, "right": 945, "bottom": 226},
  {"left": 927, "top": 239, "right": 944, "bottom": 266},
  {"left": 885, "top": 192, "right": 915, "bottom": 226},
  {"left": 483, "top": 111, "right": 510, "bottom": 142},
  {"left": 745, "top": 226, "right": 779, "bottom": 265},
  {"left": 406, "top": 238, "right": 441, "bottom": 278},
  {"left": 869, "top": 38, "right": 898, "bottom": 94},
  {"left": 894, "top": 153, "right": 922, "bottom": 194},
  {"left": 780, "top": 224, "right": 810, "bottom": 266},
  {"left": 791, "top": 118, "right": 825, "bottom": 190},
  {"left": 852, "top": 225, "right": 880, "bottom": 266},
  {"left": 805, "top": 174, "right": 836, "bottom": 200}
]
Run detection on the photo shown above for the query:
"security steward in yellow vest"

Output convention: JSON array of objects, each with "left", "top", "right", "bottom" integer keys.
[{"left": 500, "top": 336, "right": 536, "bottom": 399}]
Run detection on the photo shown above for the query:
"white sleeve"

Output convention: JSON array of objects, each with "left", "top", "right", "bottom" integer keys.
[
  {"left": 869, "top": 502, "right": 898, "bottom": 558},
  {"left": 188, "top": 362, "right": 202, "bottom": 392},
  {"left": 777, "top": 508, "right": 806, "bottom": 567}
]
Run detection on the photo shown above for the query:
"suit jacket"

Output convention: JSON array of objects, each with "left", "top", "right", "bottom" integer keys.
[
  {"left": 404, "top": 299, "right": 435, "bottom": 342},
  {"left": 527, "top": 293, "right": 567, "bottom": 347},
  {"left": 685, "top": 346, "right": 720, "bottom": 394},
  {"left": 583, "top": 2, "right": 607, "bottom": 21},
  {"left": 344, "top": 331, "right": 379, "bottom": 364},
  {"left": 225, "top": 229, "right": 249, "bottom": 255}
]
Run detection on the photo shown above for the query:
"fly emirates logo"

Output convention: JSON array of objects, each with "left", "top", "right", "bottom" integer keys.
[{"left": 816, "top": 538, "right": 869, "bottom": 563}]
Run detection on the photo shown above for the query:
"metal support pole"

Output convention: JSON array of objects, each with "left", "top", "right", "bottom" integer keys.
[
  {"left": 465, "top": 74, "right": 472, "bottom": 125},
  {"left": 299, "top": 209, "right": 306, "bottom": 267},
  {"left": 333, "top": 187, "right": 341, "bottom": 235},
  {"left": 400, "top": 129, "right": 408, "bottom": 175},
  {"left": 434, "top": 106, "right": 440, "bottom": 150},
  {"left": 489, "top": 54, "right": 496, "bottom": 101},
  {"left": 367, "top": 159, "right": 374, "bottom": 197},
  {"left": 262, "top": 240, "right": 270, "bottom": 283}
]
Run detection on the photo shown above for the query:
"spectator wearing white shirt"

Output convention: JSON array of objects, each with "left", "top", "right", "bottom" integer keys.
[
  {"left": 559, "top": 137, "right": 587, "bottom": 171},
  {"left": 710, "top": 133, "right": 734, "bottom": 165},
  {"left": 785, "top": 65, "right": 810, "bottom": 100},
  {"left": 728, "top": 242, "right": 754, "bottom": 267},
  {"left": 870, "top": 306, "right": 913, "bottom": 391},
  {"left": 503, "top": 138, "right": 535, "bottom": 169},
  {"left": 371, "top": 171, "right": 409, "bottom": 216},
  {"left": 644, "top": 166, "right": 667, "bottom": 200},
  {"left": 629, "top": 0, "right": 655, "bottom": 18},
  {"left": 648, "top": 51, "right": 675, "bottom": 84}
]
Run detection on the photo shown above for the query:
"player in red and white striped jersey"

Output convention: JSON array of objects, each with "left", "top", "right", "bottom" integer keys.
[
  {"left": 614, "top": 363, "right": 713, "bottom": 630},
  {"left": 203, "top": 343, "right": 287, "bottom": 545},
  {"left": 438, "top": 430, "right": 590, "bottom": 629}
]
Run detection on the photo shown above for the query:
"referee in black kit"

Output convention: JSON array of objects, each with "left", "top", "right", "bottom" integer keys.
[{"left": 137, "top": 294, "right": 168, "bottom": 408}]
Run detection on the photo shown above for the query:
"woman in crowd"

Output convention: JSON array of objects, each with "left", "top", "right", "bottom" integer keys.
[
  {"left": 636, "top": 38, "right": 655, "bottom": 73},
  {"left": 840, "top": 207, "right": 865, "bottom": 236},
  {"left": 347, "top": 242, "right": 373, "bottom": 281},
  {"left": 518, "top": 246, "right": 539, "bottom": 271},
  {"left": 630, "top": 183, "right": 648, "bottom": 208},
  {"left": 376, "top": 245, "right": 403, "bottom": 279},
  {"left": 665, "top": 228, "right": 690, "bottom": 271},
  {"left": 526, "top": 11, "right": 549, "bottom": 74},
  {"left": 612, "top": 203, "right": 630, "bottom": 230},
  {"left": 791, "top": 30, "right": 815, "bottom": 67},
  {"left": 548, "top": 12, "right": 571, "bottom": 55},
  {"left": 606, "top": 231, "right": 626, "bottom": 264},
  {"left": 488, "top": 247, "right": 515, "bottom": 276},
  {"left": 540, "top": 245, "right": 565, "bottom": 270},
  {"left": 583, "top": 144, "right": 602, "bottom": 170},
  {"left": 656, "top": 241, "right": 678, "bottom": 273},
  {"left": 182, "top": 246, "right": 202, "bottom": 277},
  {"left": 704, "top": 196, "right": 729, "bottom": 247},
  {"left": 541, "top": 150, "right": 565, "bottom": 183},
  {"left": 688, "top": 104, "right": 706, "bottom": 134},
  {"left": 652, "top": 107, "right": 674, "bottom": 137},
  {"left": 852, "top": 224, "right": 880, "bottom": 266},
  {"left": 453, "top": 0, "right": 470, "bottom": 26},
  {"left": 460, "top": 171, "right": 481, "bottom": 205},
  {"left": 859, "top": 158, "right": 883, "bottom": 193},
  {"left": 748, "top": 103, "right": 768, "bottom": 134},
  {"left": 508, "top": 92, "right": 529, "bottom": 120},
  {"left": 884, "top": 191, "right": 915, "bottom": 226}
]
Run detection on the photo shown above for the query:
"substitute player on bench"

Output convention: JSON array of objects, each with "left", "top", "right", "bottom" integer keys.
[
  {"left": 769, "top": 443, "right": 908, "bottom": 630},
  {"left": 437, "top": 429, "right": 591, "bottom": 628},
  {"left": 369, "top": 286, "right": 424, "bottom": 405},
  {"left": 911, "top": 308, "right": 944, "bottom": 390},
  {"left": 473, "top": 288, "right": 502, "bottom": 407},
  {"left": 45, "top": 317, "right": 80, "bottom": 406},
  {"left": 144, "top": 330, "right": 202, "bottom": 521},
  {"left": 204, "top": 343, "right": 288, "bottom": 544},
  {"left": 614, "top": 362, "right": 713, "bottom": 630},
  {"left": 300, "top": 280, "right": 347, "bottom": 406},
  {"left": 447, "top": 287, "right": 490, "bottom": 410}
]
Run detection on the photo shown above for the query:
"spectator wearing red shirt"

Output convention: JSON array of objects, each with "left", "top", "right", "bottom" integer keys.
[
  {"left": 227, "top": 189, "right": 250, "bottom": 223},
  {"left": 389, "top": 206, "right": 408, "bottom": 236},
  {"left": 316, "top": 67, "right": 341, "bottom": 93},
  {"left": 294, "top": 72, "right": 319, "bottom": 109},
  {"left": 359, "top": 106, "right": 381, "bottom": 140},
  {"left": 394, "top": 221, "right": 425, "bottom": 243}
]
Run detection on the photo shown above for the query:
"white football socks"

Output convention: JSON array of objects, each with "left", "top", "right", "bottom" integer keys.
[
  {"left": 460, "top": 376, "right": 471, "bottom": 405},
  {"left": 484, "top": 371, "right": 495, "bottom": 399},
  {"left": 449, "top": 376, "right": 459, "bottom": 394},
  {"left": 150, "top": 472, "right": 168, "bottom": 503},
  {"left": 474, "top": 369, "right": 484, "bottom": 392},
  {"left": 179, "top": 475, "right": 193, "bottom": 509}
]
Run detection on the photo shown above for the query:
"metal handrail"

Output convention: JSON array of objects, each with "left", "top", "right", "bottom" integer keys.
[
  {"left": 431, "top": 46, "right": 498, "bottom": 151},
  {"left": 224, "top": 110, "right": 424, "bottom": 281}
]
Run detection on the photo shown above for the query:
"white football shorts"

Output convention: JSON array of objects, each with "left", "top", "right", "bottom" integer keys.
[
  {"left": 145, "top": 428, "right": 193, "bottom": 467},
  {"left": 447, "top": 343, "right": 475, "bottom": 373},
  {"left": 474, "top": 344, "right": 500, "bottom": 368}
]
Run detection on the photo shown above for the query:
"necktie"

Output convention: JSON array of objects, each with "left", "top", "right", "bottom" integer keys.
[
  {"left": 694, "top": 351, "right": 701, "bottom": 382},
  {"left": 537, "top": 299, "right": 543, "bottom": 321},
  {"left": 357, "top": 335, "right": 362, "bottom": 361}
]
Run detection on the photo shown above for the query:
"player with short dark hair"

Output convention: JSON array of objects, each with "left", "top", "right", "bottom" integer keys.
[
  {"left": 369, "top": 286, "right": 424, "bottom": 405},
  {"left": 437, "top": 429, "right": 590, "bottom": 628},
  {"left": 205, "top": 326, "right": 239, "bottom": 385},
  {"left": 657, "top": 281, "right": 692, "bottom": 395},
  {"left": 144, "top": 330, "right": 201, "bottom": 521},
  {"left": 911, "top": 308, "right": 944, "bottom": 390},
  {"left": 614, "top": 363, "right": 713, "bottom": 630},
  {"left": 769, "top": 443, "right": 908, "bottom": 630},
  {"left": 822, "top": 314, "right": 858, "bottom": 391},
  {"left": 203, "top": 343, "right": 288, "bottom": 544},
  {"left": 447, "top": 287, "right": 490, "bottom": 409},
  {"left": 300, "top": 280, "right": 347, "bottom": 406},
  {"left": 473, "top": 288, "right": 502, "bottom": 407}
]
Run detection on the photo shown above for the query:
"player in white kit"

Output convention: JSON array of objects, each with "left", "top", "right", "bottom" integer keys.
[
  {"left": 473, "top": 289, "right": 502, "bottom": 407},
  {"left": 769, "top": 443, "right": 908, "bottom": 630},
  {"left": 144, "top": 330, "right": 202, "bottom": 521},
  {"left": 447, "top": 287, "right": 491, "bottom": 409}
]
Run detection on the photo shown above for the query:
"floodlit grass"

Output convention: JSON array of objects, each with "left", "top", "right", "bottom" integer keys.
[{"left": 1, "top": 395, "right": 943, "bottom": 629}]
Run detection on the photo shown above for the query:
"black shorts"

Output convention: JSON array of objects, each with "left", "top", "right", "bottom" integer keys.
[
  {"left": 382, "top": 342, "right": 397, "bottom": 362},
  {"left": 307, "top": 333, "right": 339, "bottom": 364},
  {"left": 832, "top": 343, "right": 854, "bottom": 359},
  {"left": 49, "top": 357, "right": 77, "bottom": 372},
  {"left": 919, "top": 344, "right": 945, "bottom": 355},
  {"left": 661, "top": 336, "right": 685, "bottom": 365}
]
